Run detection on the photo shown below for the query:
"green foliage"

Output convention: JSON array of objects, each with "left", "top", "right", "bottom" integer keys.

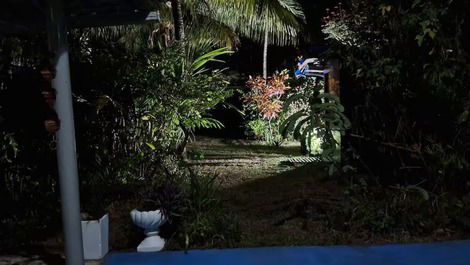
[
  {"left": 281, "top": 78, "right": 350, "bottom": 162},
  {"left": 321, "top": 0, "right": 470, "bottom": 235},
  {"left": 0, "top": 131, "right": 61, "bottom": 248},
  {"left": 178, "top": 173, "right": 240, "bottom": 249},
  {"left": 151, "top": 0, "right": 305, "bottom": 51},
  {"left": 148, "top": 183, "right": 186, "bottom": 223},
  {"left": 127, "top": 44, "right": 233, "bottom": 153},
  {"left": 330, "top": 176, "right": 470, "bottom": 234},
  {"left": 133, "top": 159, "right": 240, "bottom": 249},
  {"left": 68, "top": 33, "right": 239, "bottom": 249},
  {"left": 246, "top": 118, "right": 284, "bottom": 146},
  {"left": 0, "top": 36, "right": 63, "bottom": 248},
  {"left": 0, "top": 25, "right": 237, "bottom": 250},
  {"left": 153, "top": 172, "right": 240, "bottom": 249},
  {"left": 208, "top": 0, "right": 305, "bottom": 46},
  {"left": 247, "top": 119, "right": 267, "bottom": 140},
  {"left": 322, "top": 0, "right": 470, "bottom": 191},
  {"left": 190, "top": 151, "right": 206, "bottom": 160},
  {"left": 338, "top": 178, "right": 437, "bottom": 232},
  {"left": 70, "top": 31, "right": 234, "bottom": 188},
  {"left": 0, "top": 132, "right": 18, "bottom": 162},
  {"left": 321, "top": 3, "right": 363, "bottom": 47},
  {"left": 243, "top": 71, "right": 290, "bottom": 146}
]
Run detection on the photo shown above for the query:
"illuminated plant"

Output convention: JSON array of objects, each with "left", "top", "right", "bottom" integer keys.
[{"left": 243, "top": 70, "right": 290, "bottom": 145}]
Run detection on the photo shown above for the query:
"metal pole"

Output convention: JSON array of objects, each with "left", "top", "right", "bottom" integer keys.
[{"left": 48, "top": 0, "right": 84, "bottom": 264}]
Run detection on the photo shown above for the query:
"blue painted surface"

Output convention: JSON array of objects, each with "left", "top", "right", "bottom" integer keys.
[{"left": 103, "top": 241, "right": 470, "bottom": 265}]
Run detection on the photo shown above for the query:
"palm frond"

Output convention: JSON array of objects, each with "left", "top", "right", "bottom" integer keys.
[
  {"left": 206, "top": 0, "right": 305, "bottom": 46},
  {"left": 186, "top": 15, "right": 240, "bottom": 50},
  {"left": 191, "top": 47, "right": 233, "bottom": 74},
  {"left": 74, "top": 23, "right": 159, "bottom": 51}
]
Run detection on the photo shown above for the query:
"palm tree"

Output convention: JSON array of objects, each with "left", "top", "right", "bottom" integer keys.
[
  {"left": 166, "top": 0, "right": 304, "bottom": 77},
  {"left": 79, "top": 0, "right": 304, "bottom": 77},
  {"left": 208, "top": 0, "right": 305, "bottom": 78},
  {"left": 170, "top": 0, "right": 185, "bottom": 40},
  {"left": 153, "top": 0, "right": 241, "bottom": 50}
]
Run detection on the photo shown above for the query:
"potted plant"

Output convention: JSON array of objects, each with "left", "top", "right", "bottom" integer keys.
[
  {"left": 130, "top": 209, "right": 166, "bottom": 252},
  {"left": 130, "top": 184, "right": 185, "bottom": 252}
]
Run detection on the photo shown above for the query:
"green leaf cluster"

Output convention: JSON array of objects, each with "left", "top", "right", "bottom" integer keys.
[{"left": 280, "top": 78, "right": 350, "bottom": 158}]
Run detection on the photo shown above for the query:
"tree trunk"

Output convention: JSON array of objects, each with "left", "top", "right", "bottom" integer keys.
[
  {"left": 171, "top": 0, "right": 185, "bottom": 40},
  {"left": 263, "top": 30, "right": 268, "bottom": 79}
]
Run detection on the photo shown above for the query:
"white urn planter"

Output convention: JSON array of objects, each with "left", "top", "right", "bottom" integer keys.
[
  {"left": 81, "top": 214, "right": 109, "bottom": 260},
  {"left": 130, "top": 209, "right": 166, "bottom": 252}
]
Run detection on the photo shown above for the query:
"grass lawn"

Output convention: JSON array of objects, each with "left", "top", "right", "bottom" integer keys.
[{"left": 185, "top": 137, "right": 463, "bottom": 248}]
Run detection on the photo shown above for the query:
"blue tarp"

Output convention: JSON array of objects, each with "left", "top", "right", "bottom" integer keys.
[{"left": 103, "top": 241, "right": 470, "bottom": 265}]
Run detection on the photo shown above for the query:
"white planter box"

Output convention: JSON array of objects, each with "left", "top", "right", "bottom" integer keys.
[{"left": 81, "top": 214, "right": 109, "bottom": 260}]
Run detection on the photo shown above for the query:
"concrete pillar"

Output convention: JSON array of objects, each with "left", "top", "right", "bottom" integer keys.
[{"left": 47, "top": 0, "right": 84, "bottom": 264}]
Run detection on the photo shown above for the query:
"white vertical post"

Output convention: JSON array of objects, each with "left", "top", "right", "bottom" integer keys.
[{"left": 48, "top": 0, "right": 84, "bottom": 265}]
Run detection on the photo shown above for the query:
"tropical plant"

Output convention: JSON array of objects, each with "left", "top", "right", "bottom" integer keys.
[
  {"left": 70, "top": 31, "right": 234, "bottom": 186},
  {"left": 245, "top": 72, "right": 289, "bottom": 119},
  {"left": 321, "top": 3, "right": 364, "bottom": 47},
  {"left": 243, "top": 70, "right": 290, "bottom": 145},
  {"left": 143, "top": 162, "right": 241, "bottom": 249},
  {"left": 74, "top": 0, "right": 238, "bottom": 53},
  {"left": 246, "top": 118, "right": 284, "bottom": 146},
  {"left": 83, "top": 0, "right": 304, "bottom": 77},
  {"left": 322, "top": 0, "right": 470, "bottom": 191},
  {"left": 78, "top": 0, "right": 306, "bottom": 75},
  {"left": 176, "top": 172, "right": 240, "bottom": 249},
  {"left": 208, "top": 0, "right": 305, "bottom": 78},
  {"left": 280, "top": 78, "right": 350, "bottom": 161},
  {"left": 0, "top": 36, "right": 65, "bottom": 249},
  {"left": 148, "top": 183, "right": 186, "bottom": 223},
  {"left": 0, "top": 129, "right": 62, "bottom": 249},
  {"left": 131, "top": 45, "right": 234, "bottom": 154},
  {"left": 246, "top": 119, "right": 267, "bottom": 140}
]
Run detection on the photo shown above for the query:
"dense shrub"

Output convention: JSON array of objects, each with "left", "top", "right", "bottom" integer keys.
[
  {"left": 243, "top": 71, "right": 290, "bottom": 146},
  {"left": 321, "top": 0, "right": 470, "bottom": 233},
  {"left": 143, "top": 165, "right": 240, "bottom": 249},
  {"left": 69, "top": 31, "right": 239, "bottom": 247},
  {"left": 174, "top": 173, "right": 240, "bottom": 249},
  {"left": 281, "top": 77, "right": 349, "bottom": 161},
  {"left": 0, "top": 36, "right": 62, "bottom": 250},
  {"left": 242, "top": 68, "right": 350, "bottom": 169},
  {"left": 0, "top": 30, "right": 238, "bottom": 249},
  {"left": 68, "top": 30, "right": 234, "bottom": 209},
  {"left": 327, "top": 176, "right": 470, "bottom": 235},
  {"left": 322, "top": 0, "right": 470, "bottom": 192}
]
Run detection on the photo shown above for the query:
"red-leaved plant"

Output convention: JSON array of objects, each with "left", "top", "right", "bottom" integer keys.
[{"left": 244, "top": 70, "right": 290, "bottom": 120}]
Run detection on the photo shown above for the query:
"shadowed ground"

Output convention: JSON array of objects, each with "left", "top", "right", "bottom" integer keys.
[{"left": 186, "top": 137, "right": 463, "bottom": 247}]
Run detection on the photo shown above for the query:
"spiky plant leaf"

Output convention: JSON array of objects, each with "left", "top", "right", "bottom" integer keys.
[{"left": 279, "top": 110, "right": 307, "bottom": 137}]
